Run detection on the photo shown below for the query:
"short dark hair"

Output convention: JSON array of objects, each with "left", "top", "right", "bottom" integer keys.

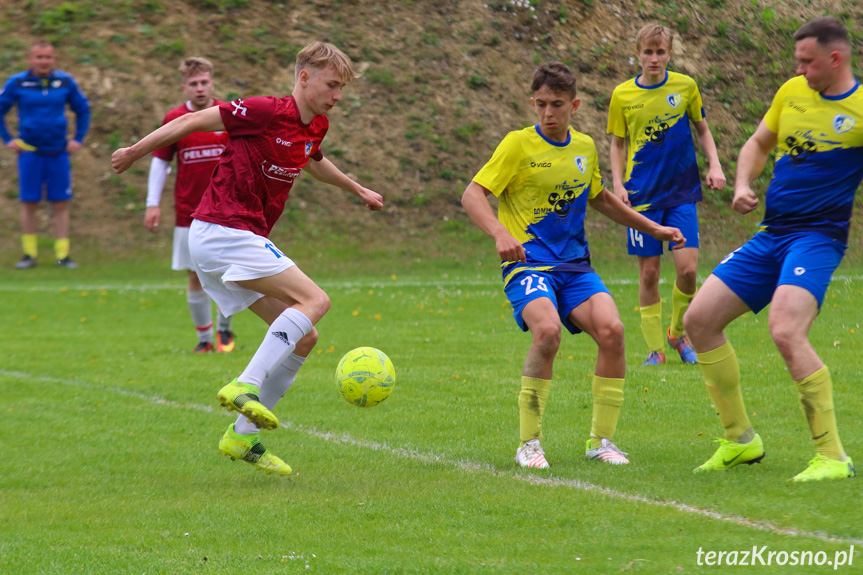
[
  {"left": 531, "top": 62, "right": 577, "bottom": 99},
  {"left": 793, "top": 16, "right": 849, "bottom": 47}
]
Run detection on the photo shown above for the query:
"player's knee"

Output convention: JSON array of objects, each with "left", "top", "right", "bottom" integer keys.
[
  {"left": 531, "top": 322, "right": 561, "bottom": 352},
  {"left": 768, "top": 319, "right": 800, "bottom": 356},
  {"left": 640, "top": 266, "right": 661, "bottom": 287},
  {"left": 677, "top": 266, "right": 697, "bottom": 288},
  {"left": 596, "top": 320, "right": 625, "bottom": 353},
  {"left": 309, "top": 291, "right": 331, "bottom": 321}
]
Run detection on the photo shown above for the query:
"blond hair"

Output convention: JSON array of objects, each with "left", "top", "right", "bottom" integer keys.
[
  {"left": 179, "top": 57, "right": 214, "bottom": 79},
  {"left": 295, "top": 41, "right": 358, "bottom": 83},
  {"left": 636, "top": 24, "right": 673, "bottom": 52}
]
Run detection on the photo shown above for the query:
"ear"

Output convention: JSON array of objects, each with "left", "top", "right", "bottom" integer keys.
[
  {"left": 529, "top": 96, "right": 536, "bottom": 107},
  {"left": 298, "top": 69, "right": 310, "bottom": 87},
  {"left": 571, "top": 98, "right": 581, "bottom": 113}
]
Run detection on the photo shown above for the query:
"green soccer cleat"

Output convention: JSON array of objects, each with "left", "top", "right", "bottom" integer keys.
[
  {"left": 218, "top": 424, "right": 292, "bottom": 476},
  {"left": 693, "top": 434, "right": 765, "bottom": 473},
  {"left": 216, "top": 378, "right": 279, "bottom": 431},
  {"left": 791, "top": 454, "right": 856, "bottom": 482}
]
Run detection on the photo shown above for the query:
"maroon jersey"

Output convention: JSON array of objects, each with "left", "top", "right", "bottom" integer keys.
[
  {"left": 153, "top": 101, "right": 228, "bottom": 227},
  {"left": 192, "top": 96, "right": 326, "bottom": 237}
]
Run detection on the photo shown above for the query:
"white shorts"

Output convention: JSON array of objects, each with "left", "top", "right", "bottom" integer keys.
[
  {"left": 171, "top": 226, "right": 193, "bottom": 271},
  {"left": 188, "top": 219, "right": 295, "bottom": 317}
]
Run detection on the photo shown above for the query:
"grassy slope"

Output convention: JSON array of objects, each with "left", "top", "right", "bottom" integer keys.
[{"left": 1, "top": 0, "right": 862, "bottom": 267}]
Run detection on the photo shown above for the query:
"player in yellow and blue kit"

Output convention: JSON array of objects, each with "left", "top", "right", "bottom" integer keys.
[
  {"left": 462, "top": 63, "right": 685, "bottom": 469},
  {"left": 608, "top": 24, "right": 726, "bottom": 366},
  {"left": 0, "top": 40, "right": 90, "bottom": 269},
  {"left": 685, "top": 17, "right": 860, "bottom": 482}
]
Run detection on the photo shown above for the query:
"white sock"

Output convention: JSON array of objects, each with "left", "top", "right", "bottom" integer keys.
[
  {"left": 234, "top": 353, "right": 306, "bottom": 435},
  {"left": 216, "top": 309, "right": 232, "bottom": 332},
  {"left": 238, "top": 308, "right": 313, "bottom": 388},
  {"left": 187, "top": 289, "right": 213, "bottom": 343}
]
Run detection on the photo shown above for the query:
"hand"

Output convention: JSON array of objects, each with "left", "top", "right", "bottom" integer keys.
[
  {"left": 144, "top": 206, "right": 161, "bottom": 233},
  {"left": 654, "top": 225, "right": 686, "bottom": 250},
  {"left": 356, "top": 186, "right": 384, "bottom": 211},
  {"left": 731, "top": 186, "right": 759, "bottom": 214},
  {"left": 705, "top": 165, "right": 727, "bottom": 190},
  {"left": 111, "top": 147, "right": 137, "bottom": 174},
  {"left": 67, "top": 140, "right": 82, "bottom": 154},
  {"left": 494, "top": 231, "right": 526, "bottom": 263},
  {"left": 613, "top": 185, "right": 631, "bottom": 207}
]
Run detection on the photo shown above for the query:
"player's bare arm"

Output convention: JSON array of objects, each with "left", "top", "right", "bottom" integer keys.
[
  {"left": 608, "top": 134, "right": 631, "bottom": 206},
  {"left": 693, "top": 120, "right": 726, "bottom": 190},
  {"left": 144, "top": 207, "right": 161, "bottom": 233},
  {"left": 589, "top": 188, "right": 686, "bottom": 248},
  {"left": 461, "top": 181, "right": 526, "bottom": 263},
  {"left": 733, "top": 119, "right": 778, "bottom": 215},
  {"left": 302, "top": 157, "right": 383, "bottom": 210},
  {"left": 111, "top": 107, "right": 224, "bottom": 174}
]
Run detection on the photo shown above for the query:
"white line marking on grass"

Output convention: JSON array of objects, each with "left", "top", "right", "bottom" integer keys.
[
  {"left": 4, "top": 275, "right": 863, "bottom": 293},
  {"left": 4, "top": 368, "right": 862, "bottom": 547}
]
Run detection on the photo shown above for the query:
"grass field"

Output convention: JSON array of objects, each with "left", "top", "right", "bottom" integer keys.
[{"left": 1, "top": 255, "right": 861, "bottom": 574}]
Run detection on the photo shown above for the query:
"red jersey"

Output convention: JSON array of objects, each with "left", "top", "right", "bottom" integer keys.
[
  {"left": 153, "top": 100, "right": 228, "bottom": 227},
  {"left": 192, "top": 96, "right": 327, "bottom": 237}
]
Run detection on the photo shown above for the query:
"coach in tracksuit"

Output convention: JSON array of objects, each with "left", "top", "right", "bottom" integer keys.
[{"left": 0, "top": 39, "right": 90, "bottom": 269}]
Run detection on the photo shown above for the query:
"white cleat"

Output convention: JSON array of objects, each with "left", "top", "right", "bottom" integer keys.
[
  {"left": 585, "top": 438, "right": 630, "bottom": 465},
  {"left": 516, "top": 439, "right": 550, "bottom": 469}
]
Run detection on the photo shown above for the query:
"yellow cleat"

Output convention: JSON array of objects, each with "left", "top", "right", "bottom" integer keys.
[
  {"left": 791, "top": 455, "right": 855, "bottom": 482},
  {"left": 219, "top": 424, "right": 292, "bottom": 476},
  {"left": 216, "top": 330, "right": 236, "bottom": 353},
  {"left": 693, "top": 434, "right": 765, "bottom": 473},
  {"left": 217, "top": 378, "right": 279, "bottom": 430}
]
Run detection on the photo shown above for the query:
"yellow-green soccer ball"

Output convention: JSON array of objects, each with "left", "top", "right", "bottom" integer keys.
[{"left": 336, "top": 347, "right": 396, "bottom": 407}]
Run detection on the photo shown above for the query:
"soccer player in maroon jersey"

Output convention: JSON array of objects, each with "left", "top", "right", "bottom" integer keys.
[
  {"left": 112, "top": 42, "right": 383, "bottom": 476},
  {"left": 146, "top": 57, "right": 236, "bottom": 354}
]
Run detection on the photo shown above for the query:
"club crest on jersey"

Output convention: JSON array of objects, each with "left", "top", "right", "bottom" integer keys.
[
  {"left": 667, "top": 94, "right": 682, "bottom": 108},
  {"left": 833, "top": 114, "right": 855, "bottom": 134},
  {"left": 305, "top": 142, "right": 313, "bottom": 157},
  {"left": 51, "top": 79, "right": 62, "bottom": 88},
  {"left": 574, "top": 156, "right": 587, "bottom": 174},
  {"left": 231, "top": 99, "right": 247, "bottom": 117}
]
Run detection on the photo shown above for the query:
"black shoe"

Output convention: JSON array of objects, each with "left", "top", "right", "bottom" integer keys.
[
  {"left": 15, "top": 255, "right": 37, "bottom": 269},
  {"left": 193, "top": 341, "right": 214, "bottom": 353},
  {"left": 56, "top": 257, "right": 79, "bottom": 268}
]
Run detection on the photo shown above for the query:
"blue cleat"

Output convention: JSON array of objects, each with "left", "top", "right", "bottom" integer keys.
[{"left": 667, "top": 328, "right": 698, "bottom": 364}]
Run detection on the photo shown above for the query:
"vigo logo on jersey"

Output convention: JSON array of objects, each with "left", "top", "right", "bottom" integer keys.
[
  {"left": 181, "top": 144, "right": 226, "bottom": 164},
  {"left": 833, "top": 114, "right": 855, "bottom": 134},
  {"left": 667, "top": 94, "right": 681, "bottom": 108},
  {"left": 261, "top": 160, "right": 301, "bottom": 182}
]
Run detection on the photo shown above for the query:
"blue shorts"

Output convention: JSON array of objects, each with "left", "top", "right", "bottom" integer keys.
[
  {"left": 627, "top": 202, "right": 699, "bottom": 256},
  {"left": 503, "top": 269, "right": 611, "bottom": 334},
  {"left": 712, "top": 231, "right": 846, "bottom": 313},
  {"left": 18, "top": 151, "right": 72, "bottom": 203}
]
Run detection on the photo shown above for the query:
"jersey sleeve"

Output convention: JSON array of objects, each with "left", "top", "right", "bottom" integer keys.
[
  {"left": 763, "top": 80, "right": 790, "bottom": 134},
  {"left": 472, "top": 132, "right": 520, "bottom": 197},
  {"left": 687, "top": 80, "right": 705, "bottom": 122},
  {"left": 0, "top": 76, "right": 18, "bottom": 144},
  {"left": 152, "top": 112, "right": 177, "bottom": 161},
  {"left": 66, "top": 75, "right": 90, "bottom": 143},
  {"left": 587, "top": 141, "right": 604, "bottom": 199},
  {"left": 606, "top": 87, "right": 627, "bottom": 138},
  {"left": 219, "top": 96, "right": 277, "bottom": 137}
]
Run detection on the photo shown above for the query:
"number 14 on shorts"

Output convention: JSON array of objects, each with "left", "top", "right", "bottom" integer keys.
[{"left": 629, "top": 228, "right": 644, "bottom": 249}]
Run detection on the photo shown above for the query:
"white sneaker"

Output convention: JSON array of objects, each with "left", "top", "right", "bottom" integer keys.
[
  {"left": 515, "top": 439, "right": 549, "bottom": 469},
  {"left": 585, "top": 438, "right": 630, "bottom": 465}
]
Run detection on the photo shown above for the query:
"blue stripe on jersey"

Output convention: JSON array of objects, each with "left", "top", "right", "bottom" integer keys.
[
  {"left": 763, "top": 146, "right": 863, "bottom": 243},
  {"left": 625, "top": 111, "right": 702, "bottom": 210}
]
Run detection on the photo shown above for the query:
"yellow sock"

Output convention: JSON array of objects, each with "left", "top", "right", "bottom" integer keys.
[
  {"left": 22, "top": 234, "right": 38, "bottom": 258},
  {"left": 590, "top": 375, "right": 624, "bottom": 448},
  {"left": 697, "top": 341, "right": 751, "bottom": 441},
  {"left": 518, "top": 376, "right": 551, "bottom": 444},
  {"left": 670, "top": 282, "right": 695, "bottom": 338},
  {"left": 795, "top": 365, "right": 844, "bottom": 460},
  {"left": 639, "top": 301, "right": 663, "bottom": 352},
  {"left": 55, "top": 238, "right": 70, "bottom": 260}
]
